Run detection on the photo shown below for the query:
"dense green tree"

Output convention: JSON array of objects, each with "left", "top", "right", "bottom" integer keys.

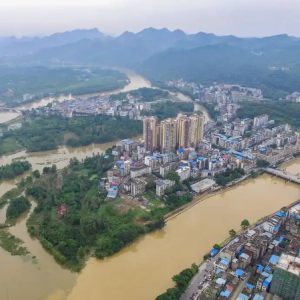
[
  {"left": 229, "top": 229, "right": 237, "bottom": 237},
  {"left": 257, "top": 160, "right": 270, "bottom": 168},
  {"left": 0, "top": 161, "right": 31, "bottom": 181},
  {"left": 241, "top": 219, "right": 250, "bottom": 229},
  {"left": 6, "top": 196, "right": 31, "bottom": 220},
  {"left": 33, "top": 170, "right": 41, "bottom": 178}
]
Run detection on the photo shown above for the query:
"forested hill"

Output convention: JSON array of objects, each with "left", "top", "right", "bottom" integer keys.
[{"left": 139, "top": 43, "right": 300, "bottom": 100}]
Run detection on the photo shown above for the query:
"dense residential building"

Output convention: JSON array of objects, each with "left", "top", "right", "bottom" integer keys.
[
  {"left": 130, "top": 165, "right": 151, "bottom": 179},
  {"left": 176, "top": 166, "right": 191, "bottom": 181},
  {"left": 189, "top": 114, "right": 205, "bottom": 148},
  {"left": 253, "top": 115, "right": 269, "bottom": 128},
  {"left": 177, "top": 115, "right": 191, "bottom": 149},
  {"left": 131, "top": 178, "right": 147, "bottom": 196},
  {"left": 143, "top": 116, "right": 160, "bottom": 152},
  {"left": 270, "top": 254, "right": 300, "bottom": 300},
  {"left": 156, "top": 180, "right": 175, "bottom": 196},
  {"left": 160, "top": 118, "right": 177, "bottom": 153}
]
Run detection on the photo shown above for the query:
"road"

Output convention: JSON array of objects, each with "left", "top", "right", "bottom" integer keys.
[{"left": 180, "top": 252, "right": 221, "bottom": 300}]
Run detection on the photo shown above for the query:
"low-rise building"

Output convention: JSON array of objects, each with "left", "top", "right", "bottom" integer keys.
[
  {"left": 131, "top": 178, "right": 147, "bottom": 196},
  {"left": 191, "top": 178, "right": 216, "bottom": 193},
  {"left": 176, "top": 166, "right": 191, "bottom": 181},
  {"left": 156, "top": 180, "right": 175, "bottom": 197},
  {"left": 130, "top": 165, "right": 151, "bottom": 179}
]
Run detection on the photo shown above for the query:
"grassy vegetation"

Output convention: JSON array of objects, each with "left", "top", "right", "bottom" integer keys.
[
  {"left": 0, "top": 229, "right": 29, "bottom": 256},
  {"left": 0, "top": 187, "right": 24, "bottom": 208},
  {"left": 0, "top": 137, "right": 23, "bottom": 155},
  {"left": 144, "top": 191, "right": 164, "bottom": 208}
]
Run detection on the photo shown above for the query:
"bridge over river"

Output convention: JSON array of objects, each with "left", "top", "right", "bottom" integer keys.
[
  {"left": 264, "top": 167, "right": 300, "bottom": 184},
  {"left": 0, "top": 107, "right": 25, "bottom": 113}
]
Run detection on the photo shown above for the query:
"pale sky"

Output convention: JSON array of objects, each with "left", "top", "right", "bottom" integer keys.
[{"left": 0, "top": 0, "right": 300, "bottom": 37}]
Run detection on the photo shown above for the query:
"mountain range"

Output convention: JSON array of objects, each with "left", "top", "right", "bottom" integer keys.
[
  {"left": 1, "top": 27, "right": 300, "bottom": 99},
  {"left": 1, "top": 27, "right": 299, "bottom": 66}
]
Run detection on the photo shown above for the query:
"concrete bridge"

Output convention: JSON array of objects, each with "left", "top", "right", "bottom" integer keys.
[
  {"left": 264, "top": 167, "right": 300, "bottom": 184},
  {"left": 0, "top": 107, "right": 25, "bottom": 113}
]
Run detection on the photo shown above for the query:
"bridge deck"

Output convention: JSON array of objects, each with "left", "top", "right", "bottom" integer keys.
[{"left": 265, "top": 167, "right": 300, "bottom": 184}]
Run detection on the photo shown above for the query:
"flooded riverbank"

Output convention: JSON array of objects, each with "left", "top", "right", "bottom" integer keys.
[
  {"left": 0, "top": 156, "right": 300, "bottom": 300},
  {"left": 66, "top": 173, "right": 300, "bottom": 300}
]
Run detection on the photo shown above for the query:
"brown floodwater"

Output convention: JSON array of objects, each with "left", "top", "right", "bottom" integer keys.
[
  {"left": 0, "top": 111, "right": 22, "bottom": 123},
  {"left": 0, "top": 69, "right": 298, "bottom": 300},
  {"left": 0, "top": 154, "right": 300, "bottom": 300},
  {"left": 194, "top": 103, "right": 211, "bottom": 123},
  {"left": 1, "top": 69, "right": 194, "bottom": 123},
  {"left": 64, "top": 174, "right": 300, "bottom": 300}
]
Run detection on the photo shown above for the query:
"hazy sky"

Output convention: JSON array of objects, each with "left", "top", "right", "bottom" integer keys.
[{"left": 1, "top": 0, "right": 300, "bottom": 37}]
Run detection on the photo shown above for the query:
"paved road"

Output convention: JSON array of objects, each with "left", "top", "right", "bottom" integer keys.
[{"left": 180, "top": 253, "right": 220, "bottom": 300}]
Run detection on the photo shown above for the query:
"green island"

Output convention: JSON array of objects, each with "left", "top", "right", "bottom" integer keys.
[
  {"left": 0, "top": 115, "right": 142, "bottom": 153},
  {"left": 0, "top": 230, "right": 29, "bottom": 256},
  {"left": 0, "top": 186, "right": 25, "bottom": 208},
  {"left": 109, "top": 87, "right": 169, "bottom": 102},
  {"left": 23, "top": 156, "right": 193, "bottom": 271},
  {"left": 6, "top": 196, "right": 31, "bottom": 224},
  {"left": 141, "top": 100, "right": 194, "bottom": 120},
  {"left": 0, "top": 160, "right": 31, "bottom": 181},
  {"left": 0, "top": 66, "right": 128, "bottom": 106}
]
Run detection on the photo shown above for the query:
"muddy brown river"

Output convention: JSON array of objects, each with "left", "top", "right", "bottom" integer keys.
[
  {"left": 0, "top": 70, "right": 298, "bottom": 300},
  {"left": 0, "top": 154, "right": 299, "bottom": 300}
]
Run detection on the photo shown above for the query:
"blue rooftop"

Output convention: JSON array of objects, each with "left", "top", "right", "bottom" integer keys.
[
  {"left": 216, "top": 278, "right": 226, "bottom": 285},
  {"left": 265, "top": 266, "right": 271, "bottom": 272},
  {"left": 270, "top": 255, "right": 279, "bottom": 265},
  {"left": 236, "top": 155, "right": 242, "bottom": 160},
  {"left": 220, "top": 258, "right": 230, "bottom": 266},
  {"left": 216, "top": 269, "right": 221, "bottom": 275},
  {"left": 236, "top": 269, "right": 244, "bottom": 276},
  {"left": 220, "top": 291, "right": 231, "bottom": 298},
  {"left": 197, "top": 157, "right": 205, "bottom": 161},
  {"left": 253, "top": 295, "right": 264, "bottom": 300},
  {"left": 211, "top": 248, "right": 219, "bottom": 256},
  {"left": 278, "top": 235, "right": 284, "bottom": 242},
  {"left": 178, "top": 149, "right": 185, "bottom": 153},
  {"left": 262, "top": 272, "right": 270, "bottom": 278},
  {"left": 238, "top": 293, "right": 249, "bottom": 300},
  {"left": 256, "top": 264, "right": 264, "bottom": 272},
  {"left": 262, "top": 280, "right": 270, "bottom": 287},
  {"left": 275, "top": 211, "right": 286, "bottom": 217},
  {"left": 265, "top": 274, "right": 273, "bottom": 283},
  {"left": 274, "top": 225, "right": 280, "bottom": 232},
  {"left": 245, "top": 283, "right": 254, "bottom": 289}
]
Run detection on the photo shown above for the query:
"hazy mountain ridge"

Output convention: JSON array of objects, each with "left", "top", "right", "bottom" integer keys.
[
  {"left": 2, "top": 27, "right": 299, "bottom": 65},
  {"left": 0, "top": 28, "right": 108, "bottom": 55}
]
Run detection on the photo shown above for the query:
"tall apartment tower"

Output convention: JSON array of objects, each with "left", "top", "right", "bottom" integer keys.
[
  {"left": 160, "top": 118, "right": 177, "bottom": 153},
  {"left": 177, "top": 115, "right": 191, "bottom": 149},
  {"left": 270, "top": 254, "right": 300, "bottom": 300},
  {"left": 143, "top": 116, "right": 160, "bottom": 152},
  {"left": 177, "top": 114, "right": 205, "bottom": 149},
  {"left": 189, "top": 114, "right": 205, "bottom": 148}
]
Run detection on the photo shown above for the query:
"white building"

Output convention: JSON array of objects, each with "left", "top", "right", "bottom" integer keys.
[
  {"left": 254, "top": 115, "right": 269, "bottom": 128},
  {"left": 176, "top": 166, "right": 191, "bottom": 182},
  {"left": 191, "top": 178, "right": 216, "bottom": 193}
]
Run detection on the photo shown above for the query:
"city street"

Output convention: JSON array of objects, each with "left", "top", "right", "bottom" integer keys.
[{"left": 180, "top": 253, "right": 220, "bottom": 300}]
